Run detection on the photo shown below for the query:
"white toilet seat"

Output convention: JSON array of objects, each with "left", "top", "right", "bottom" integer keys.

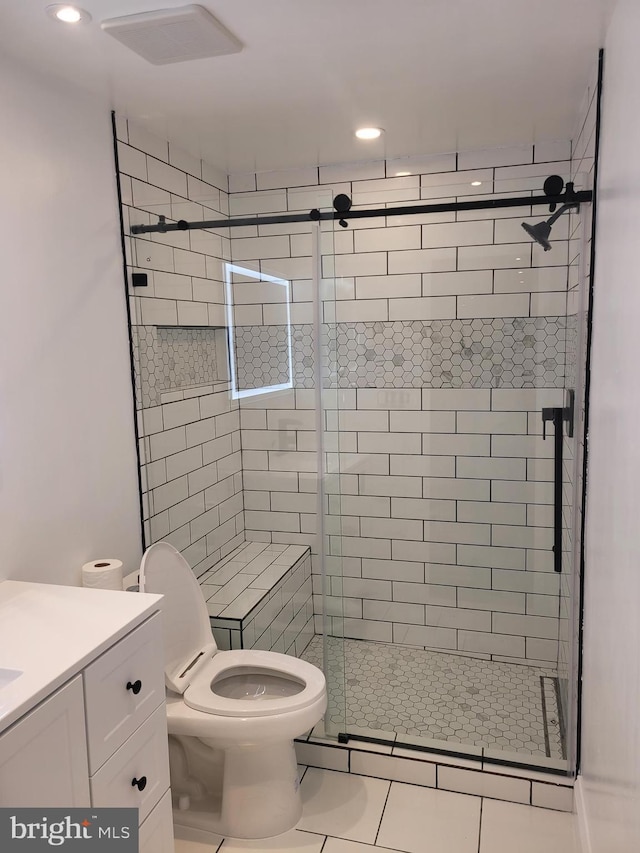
[{"left": 183, "top": 649, "right": 326, "bottom": 717}]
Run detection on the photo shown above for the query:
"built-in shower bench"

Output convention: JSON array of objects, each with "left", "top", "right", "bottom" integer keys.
[{"left": 198, "top": 541, "right": 314, "bottom": 655}]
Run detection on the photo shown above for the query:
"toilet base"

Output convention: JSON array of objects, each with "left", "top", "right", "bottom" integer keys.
[{"left": 172, "top": 738, "right": 303, "bottom": 839}]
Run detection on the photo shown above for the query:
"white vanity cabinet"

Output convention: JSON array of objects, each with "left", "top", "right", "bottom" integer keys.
[{"left": 0, "top": 583, "right": 174, "bottom": 853}]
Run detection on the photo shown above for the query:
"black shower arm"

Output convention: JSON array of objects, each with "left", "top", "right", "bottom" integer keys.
[{"left": 545, "top": 202, "right": 580, "bottom": 227}]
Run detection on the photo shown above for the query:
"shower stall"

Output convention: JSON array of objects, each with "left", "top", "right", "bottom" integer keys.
[
  {"left": 125, "top": 129, "right": 595, "bottom": 779},
  {"left": 309, "top": 177, "right": 590, "bottom": 776},
  {"left": 224, "top": 176, "right": 591, "bottom": 776}
]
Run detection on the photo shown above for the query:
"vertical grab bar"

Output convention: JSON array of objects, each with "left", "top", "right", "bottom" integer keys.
[{"left": 541, "top": 391, "right": 575, "bottom": 574}]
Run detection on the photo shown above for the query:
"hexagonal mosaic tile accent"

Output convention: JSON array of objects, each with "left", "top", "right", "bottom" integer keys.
[
  {"left": 232, "top": 325, "right": 292, "bottom": 391},
  {"left": 230, "top": 324, "right": 316, "bottom": 392},
  {"left": 301, "top": 636, "right": 564, "bottom": 759},
  {"left": 232, "top": 317, "right": 566, "bottom": 391},
  {"left": 133, "top": 325, "right": 219, "bottom": 407}
]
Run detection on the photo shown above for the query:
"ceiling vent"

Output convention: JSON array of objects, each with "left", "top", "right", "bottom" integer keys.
[{"left": 101, "top": 5, "right": 242, "bottom": 65}]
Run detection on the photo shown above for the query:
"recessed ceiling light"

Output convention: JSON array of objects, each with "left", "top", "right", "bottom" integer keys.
[
  {"left": 395, "top": 171, "right": 411, "bottom": 177},
  {"left": 471, "top": 181, "right": 482, "bottom": 187},
  {"left": 515, "top": 257, "right": 521, "bottom": 261},
  {"left": 355, "top": 127, "right": 382, "bottom": 140},
  {"left": 47, "top": 5, "right": 92, "bottom": 24}
]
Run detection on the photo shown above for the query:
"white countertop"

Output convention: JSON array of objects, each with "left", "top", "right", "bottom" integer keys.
[{"left": 0, "top": 580, "right": 162, "bottom": 734}]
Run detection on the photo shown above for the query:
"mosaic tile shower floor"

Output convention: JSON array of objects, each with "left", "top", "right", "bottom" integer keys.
[{"left": 301, "top": 636, "right": 564, "bottom": 760}]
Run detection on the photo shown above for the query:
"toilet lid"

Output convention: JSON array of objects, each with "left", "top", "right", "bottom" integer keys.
[{"left": 140, "top": 542, "right": 217, "bottom": 694}]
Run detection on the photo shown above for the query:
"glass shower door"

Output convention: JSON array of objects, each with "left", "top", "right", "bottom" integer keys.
[
  {"left": 296, "top": 208, "right": 347, "bottom": 738},
  {"left": 318, "top": 170, "right": 583, "bottom": 771},
  {"left": 557, "top": 168, "right": 592, "bottom": 771},
  {"left": 317, "top": 213, "right": 348, "bottom": 738}
]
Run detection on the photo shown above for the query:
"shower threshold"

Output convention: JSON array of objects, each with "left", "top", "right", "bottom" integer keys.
[{"left": 301, "top": 636, "right": 564, "bottom": 763}]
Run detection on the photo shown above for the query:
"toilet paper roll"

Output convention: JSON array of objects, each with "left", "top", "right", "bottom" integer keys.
[{"left": 82, "top": 559, "right": 124, "bottom": 591}]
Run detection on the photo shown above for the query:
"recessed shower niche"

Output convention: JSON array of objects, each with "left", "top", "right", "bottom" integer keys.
[{"left": 133, "top": 325, "right": 226, "bottom": 408}]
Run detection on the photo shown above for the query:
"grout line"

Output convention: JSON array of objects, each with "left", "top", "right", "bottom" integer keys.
[
  {"left": 477, "top": 796, "right": 484, "bottom": 853},
  {"left": 373, "top": 779, "right": 393, "bottom": 847}
]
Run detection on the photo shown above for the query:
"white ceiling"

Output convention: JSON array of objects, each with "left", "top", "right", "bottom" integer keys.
[{"left": 1, "top": 0, "right": 615, "bottom": 174}]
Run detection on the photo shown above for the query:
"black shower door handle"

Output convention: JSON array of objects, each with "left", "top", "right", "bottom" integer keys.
[
  {"left": 541, "top": 406, "right": 564, "bottom": 573},
  {"left": 541, "top": 390, "right": 575, "bottom": 574}
]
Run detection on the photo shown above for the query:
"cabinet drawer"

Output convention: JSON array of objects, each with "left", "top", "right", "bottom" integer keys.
[
  {"left": 139, "top": 790, "right": 174, "bottom": 853},
  {"left": 90, "top": 704, "right": 170, "bottom": 823},
  {"left": 84, "top": 613, "right": 165, "bottom": 772}
]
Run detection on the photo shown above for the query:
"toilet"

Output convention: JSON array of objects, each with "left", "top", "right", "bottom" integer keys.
[{"left": 140, "top": 542, "right": 327, "bottom": 840}]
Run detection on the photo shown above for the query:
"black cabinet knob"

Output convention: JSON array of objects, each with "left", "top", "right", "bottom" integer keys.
[
  {"left": 131, "top": 776, "right": 147, "bottom": 792},
  {"left": 126, "top": 680, "right": 142, "bottom": 695}
]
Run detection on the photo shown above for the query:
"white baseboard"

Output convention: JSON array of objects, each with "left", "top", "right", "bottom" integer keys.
[{"left": 575, "top": 776, "right": 593, "bottom": 853}]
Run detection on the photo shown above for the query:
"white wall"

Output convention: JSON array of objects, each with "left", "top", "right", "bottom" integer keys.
[
  {"left": 580, "top": 1, "right": 640, "bottom": 850},
  {"left": 0, "top": 56, "right": 142, "bottom": 584}
]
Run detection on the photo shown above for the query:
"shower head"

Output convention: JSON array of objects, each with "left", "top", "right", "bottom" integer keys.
[
  {"left": 521, "top": 201, "right": 577, "bottom": 252},
  {"left": 521, "top": 219, "right": 553, "bottom": 251}
]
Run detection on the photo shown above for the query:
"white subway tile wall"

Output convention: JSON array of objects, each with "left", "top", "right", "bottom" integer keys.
[
  {"left": 118, "top": 118, "right": 246, "bottom": 575},
  {"left": 316, "top": 385, "right": 561, "bottom": 663},
  {"left": 228, "top": 145, "right": 573, "bottom": 665}
]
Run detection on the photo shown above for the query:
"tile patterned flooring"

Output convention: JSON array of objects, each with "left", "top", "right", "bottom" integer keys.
[
  {"left": 174, "top": 766, "right": 580, "bottom": 853},
  {"left": 301, "top": 636, "right": 564, "bottom": 759}
]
